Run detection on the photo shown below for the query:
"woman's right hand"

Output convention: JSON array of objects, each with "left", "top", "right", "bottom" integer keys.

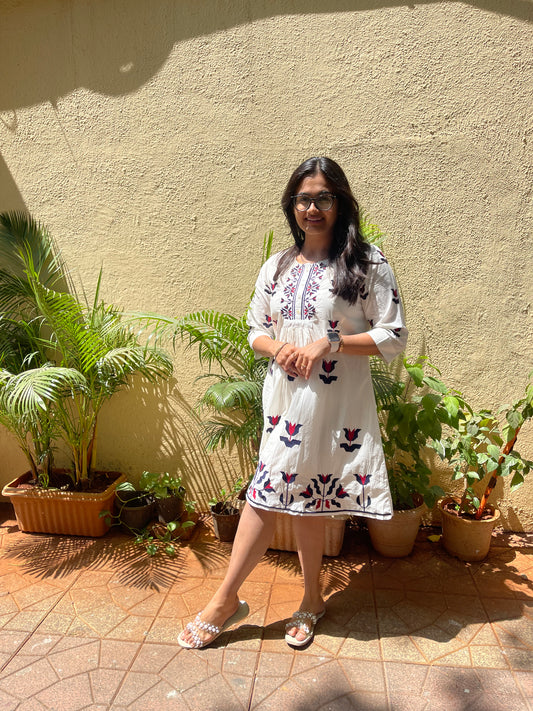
[{"left": 274, "top": 342, "right": 299, "bottom": 377}]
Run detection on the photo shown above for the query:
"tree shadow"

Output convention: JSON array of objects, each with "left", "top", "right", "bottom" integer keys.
[
  {"left": 2, "top": 0, "right": 530, "bottom": 112},
  {"left": 0, "top": 152, "right": 26, "bottom": 212},
  {"left": 0, "top": 517, "right": 229, "bottom": 591}
]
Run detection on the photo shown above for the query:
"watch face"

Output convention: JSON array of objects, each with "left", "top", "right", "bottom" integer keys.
[{"left": 327, "top": 332, "right": 340, "bottom": 343}]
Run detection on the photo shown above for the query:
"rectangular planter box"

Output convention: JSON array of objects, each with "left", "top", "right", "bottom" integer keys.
[
  {"left": 269, "top": 512, "right": 346, "bottom": 556},
  {"left": 2, "top": 471, "right": 126, "bottom": 537}
]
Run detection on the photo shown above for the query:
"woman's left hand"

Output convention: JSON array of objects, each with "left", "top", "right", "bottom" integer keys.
[{"left": 285, "top": 336, "right": 330, "bottom": 380}]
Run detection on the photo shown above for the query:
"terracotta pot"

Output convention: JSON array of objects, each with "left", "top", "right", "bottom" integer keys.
[
  {"left": 176, "top": 511, "right": 199, "bottom": 541},
  {"left": 439, "top": 497, "right": 500, "bottom": 562},
  {"left": 367, "top": 496, "right": 425, "bottom": 557},
  {"left": 269, "top": 513, "right": 347, "bottom": 557},
  {"left": 2, "top": 471, "right": 126, "bottom": 537},
  {"left": 210, "top": 504, "right": 240, "bottom": 542}
]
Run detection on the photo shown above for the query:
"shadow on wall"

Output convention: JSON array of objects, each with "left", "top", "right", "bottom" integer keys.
[
  {"left": 1, "top": 0, "right": 531, "bottom": 112},
  {"left": 0, "top": 153, "right": 26, "bottom": 211}
]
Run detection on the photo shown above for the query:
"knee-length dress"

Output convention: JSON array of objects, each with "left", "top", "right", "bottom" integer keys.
[{"left": 245, "top": 244, "right": 408, "bottom": 520}]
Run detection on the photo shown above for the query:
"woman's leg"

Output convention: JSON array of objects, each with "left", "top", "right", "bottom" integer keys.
[
  {"left": 179, "top": 502, "right": 276, "bottom": 646},
  {"left": 286, "top": 515, "right": 326, "bottom": 643}
]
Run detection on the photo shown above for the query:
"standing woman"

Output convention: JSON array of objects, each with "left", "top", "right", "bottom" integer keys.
[{"left": 178, "top": 157, "right": 407, "bottom": 650}]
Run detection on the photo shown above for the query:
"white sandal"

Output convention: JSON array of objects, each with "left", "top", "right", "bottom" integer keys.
[
  {"left": 285, "top": 609, "right": 325, "bottom": 648},
  {"left": 178, "top": 600, "right": 249, "bottom": 649}
]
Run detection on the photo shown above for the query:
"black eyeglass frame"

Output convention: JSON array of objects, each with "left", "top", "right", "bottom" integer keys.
[{"left": 291, "top": 192, "right": 337, "bottom": 212}]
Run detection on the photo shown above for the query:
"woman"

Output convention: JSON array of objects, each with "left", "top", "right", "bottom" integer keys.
[{"left": 178, "top": 157, "right": 407, "bottom": 650}]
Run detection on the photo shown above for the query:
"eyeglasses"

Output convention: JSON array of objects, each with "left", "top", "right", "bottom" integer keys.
[{"left": 292, "top": 193, "right": 336, "bottom": 212}]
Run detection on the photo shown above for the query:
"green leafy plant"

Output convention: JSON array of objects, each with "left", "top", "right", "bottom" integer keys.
[
  {"left": 209, "top": 476, "right": 244, "bottom": 514},
  {"left": 136, "top": 516, "right": 196, "bottom": 557},
  {"left": 431, "top": 372, "right": 533, "bottom": 517},
  {"left": 139, "top": 471, "right": 185, "bottom": 499},
  {"left": 0, "top": 211, "right": 173, "bottom": 488},
  {"left": 378, "top": 358, "right": 459, "bottom": 509}
]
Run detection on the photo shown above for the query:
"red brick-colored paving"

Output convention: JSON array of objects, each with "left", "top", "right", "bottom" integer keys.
[{"left": 0, "top": 504, "right": 531, "bottom": 710}]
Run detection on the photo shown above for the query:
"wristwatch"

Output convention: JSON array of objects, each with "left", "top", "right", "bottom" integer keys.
[{"left": 327, "top": 331, "right": 341, "bottom": 353}]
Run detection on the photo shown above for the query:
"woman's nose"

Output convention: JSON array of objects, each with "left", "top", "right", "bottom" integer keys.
[{"left": 307, "top": 200, "right": 320, "bottom": 213}]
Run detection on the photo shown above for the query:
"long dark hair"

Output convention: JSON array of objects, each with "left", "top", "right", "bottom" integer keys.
[{"left": 276, "top": 156, "right": 372, "bottom": 305}]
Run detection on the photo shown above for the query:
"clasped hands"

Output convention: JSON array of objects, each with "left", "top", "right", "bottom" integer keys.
[{"left": 274, "top": 337, "right": 330, "bottom": 380}]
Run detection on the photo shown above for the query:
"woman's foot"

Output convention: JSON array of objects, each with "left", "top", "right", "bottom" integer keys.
[
  {"left": 285, "top": 596, "right": 325, "bottom": 646},
  {"left": 178, "top": 597, "right": 248, "bottom": 649}
]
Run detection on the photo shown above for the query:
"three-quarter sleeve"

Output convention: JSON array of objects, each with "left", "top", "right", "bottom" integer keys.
[
  {"left": 362, "top": 251, "right": 408, "bottom": 363},
  {"left": 246, "top": 257, "right": 277, "bottom": 349}
]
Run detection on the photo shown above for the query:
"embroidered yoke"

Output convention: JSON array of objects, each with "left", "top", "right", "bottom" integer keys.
[{"left": 246, "top": 245, "right": 408, "bottom": 520}]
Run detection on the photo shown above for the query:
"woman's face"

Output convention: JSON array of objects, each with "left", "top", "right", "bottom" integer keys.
[{"left": 293, "top": 172, "right": 338, "bottom": 244}]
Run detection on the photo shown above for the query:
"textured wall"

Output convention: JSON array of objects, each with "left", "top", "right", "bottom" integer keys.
[{"left": 1, "top": 0, "right": 532, "bottom": 528}]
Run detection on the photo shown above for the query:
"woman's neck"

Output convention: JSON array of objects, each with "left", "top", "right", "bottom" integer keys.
[{"left": 297, "top": 244, "right": 330, "bottom": 263}]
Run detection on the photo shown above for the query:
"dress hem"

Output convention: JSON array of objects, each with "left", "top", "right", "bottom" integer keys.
[{"left": 247, "top": 497, "right": 392, "bottom": 520}]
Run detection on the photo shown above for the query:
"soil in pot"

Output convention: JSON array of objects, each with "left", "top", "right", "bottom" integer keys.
[
  {"left": 439, "top": 497, "right": 500, "bottom": 562},
  {"left": 367, "top": 495, "right": 425, "bottom": 557},
  {"left": 210, "top": 503, "right": 240, "bottom": 542}
]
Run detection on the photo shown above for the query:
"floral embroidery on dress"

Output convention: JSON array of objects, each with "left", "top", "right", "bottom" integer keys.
[
  {"left": 249, "top": 462, "right": 275, "bottom": 503},
  {"left": 355, "top": 472, "right": 372, "bottom": 510},
  {"left": 280, "top": 263, "right": 326, "bottom": 320},
  {"left": 266, "top": 414, "right": 281, "bottom": 433},
  {"left": 280, "top": 471, "right": 298, "bottom": 508},
  {"left": 319, "top": 360, "right": 338, "bottom": 384},
  {"left": 391, "top": 289, "right": 400, "bottom": 304},
  {"left": 340, "top": 428, "right": 362, "bottom": 452},
  {"left": 280, "top": 421, "right": 302, "bottom": 447},
  {"left": 299, "top": 474, "right": 347, "bottom": 511}
]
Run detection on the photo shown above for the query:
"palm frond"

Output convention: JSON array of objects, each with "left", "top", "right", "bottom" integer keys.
[
  {"left": 0, "top": 211, "right": 66, "bottom": 292},
  {"left": 175, "top": 310, "right": 253, "bottom": 374},
  {"left": 199, "top": 378, "right": 264, "bottom": 413},
  {"left": 0, "top": 365, "right": 85, "bottom": 419}
]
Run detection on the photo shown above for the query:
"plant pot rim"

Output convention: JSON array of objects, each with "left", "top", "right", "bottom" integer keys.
[
  {"left": 393, "top": 492, "right": 425, "bottom": 513},
  {"left": 2, "top": 470, "right": 125, "bottom": 502},
  {"left": 210, "top": 503, "right": 240, "bottom": 516},
  {"left": 438, "top": 496, "right": 500, "bottom": 522}
]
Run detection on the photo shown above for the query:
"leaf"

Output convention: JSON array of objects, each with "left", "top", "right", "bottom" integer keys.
[
  {"left": 442, "top": 395, "right": 460, "bottom": 418},
  {"left": 416, "top": 409, "right": 442, "bottom": 439},
  {"left": 487, "top": 444, "right": 502, "bottom": 459},
  {"left": 406, "top": 364, "right": 424, "bottom": 386},
  {"left": 510, "top": 471, "right": 524, "bottom": 492},
  {"left": 423, "top": 376, "right": 448, "bottom": 394}
]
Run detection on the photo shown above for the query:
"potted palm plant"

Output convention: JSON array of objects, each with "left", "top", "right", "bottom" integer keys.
[
  {"left": 431, "top": 373, "right": 533, "bottom": 561},
  {"left": 0, "top": 211, "right": 173, "bottom": 536}
]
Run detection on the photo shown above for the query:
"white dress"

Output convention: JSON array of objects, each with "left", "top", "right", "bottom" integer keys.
[{"left": 245, "top": 244, "right": 408, "bottom": 520}]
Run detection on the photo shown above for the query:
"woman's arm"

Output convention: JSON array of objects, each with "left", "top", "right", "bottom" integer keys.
[
  {"left": 251, "top": 335, "right": 299, "bottom": 377},
  {"left": 285, "top": 333, "right": 380, "bottom": 380}
]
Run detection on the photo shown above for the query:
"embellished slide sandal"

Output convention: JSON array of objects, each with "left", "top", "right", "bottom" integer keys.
[
  {"left": 285, "top": 609, "right": 325, "bottom": 648},
  {"left": 178, "top": 600, "right": 249, "bottom": 649}
]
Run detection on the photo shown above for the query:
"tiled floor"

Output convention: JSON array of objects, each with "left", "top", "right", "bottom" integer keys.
[{"left": 0, "top": 503, "right": 531, "bottom": 710}]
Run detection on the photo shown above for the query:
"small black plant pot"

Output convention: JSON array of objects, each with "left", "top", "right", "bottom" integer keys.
[
  {"left": 156, "top": 494, "right": 185, "bottom": 524},
  {"left": 116, "top": 490, "right": 156, "bottom": 531},
  {"left": 210, "top": 503, "right": 240, "bottom": 542}
]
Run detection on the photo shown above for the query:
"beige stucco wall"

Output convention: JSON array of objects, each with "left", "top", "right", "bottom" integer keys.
[{"left": 1, "top": 1, "right": 532, "bottom": 529}]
